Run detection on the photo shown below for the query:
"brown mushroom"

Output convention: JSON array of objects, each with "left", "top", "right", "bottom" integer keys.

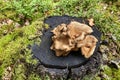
[
  {"left": 51, "top": 23, "right": 67, "bottom": 36},
  {"left": 67, "top": 21, "right": 93, "bottom": 40},
  {"left": 51, "top": 24, "right": 75, "bottom": 56},
  {"left": 81, "top": 35, "right": 98, "bottom": 58},
  {"left": 50, "top": 21, "right": 98, "bottom": 58}
]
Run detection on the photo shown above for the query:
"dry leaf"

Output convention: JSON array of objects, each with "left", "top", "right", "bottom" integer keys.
[{"left": 88, "top": 18, "right": 94, "bottom": 26}]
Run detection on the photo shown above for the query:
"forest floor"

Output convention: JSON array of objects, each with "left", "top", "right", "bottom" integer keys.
[{"left": 0, "top": 0, "right": 120, "bottom": 80}]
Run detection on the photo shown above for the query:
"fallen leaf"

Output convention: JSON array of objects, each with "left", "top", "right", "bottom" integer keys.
[{"left": 88, "top": 18, "right": 94, "bottom": 26}]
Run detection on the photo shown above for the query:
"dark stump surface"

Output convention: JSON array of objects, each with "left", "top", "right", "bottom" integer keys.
[
  {"left": 32, "top": 15, "right": 101, "bottom": 68},
  {"left": 32, "top": 15, "right": 102, "bottom": 80}
]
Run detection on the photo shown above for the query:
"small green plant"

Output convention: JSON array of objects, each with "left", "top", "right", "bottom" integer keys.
[{"left": 5, "top": 0, "right": 55, "bottom": 20}]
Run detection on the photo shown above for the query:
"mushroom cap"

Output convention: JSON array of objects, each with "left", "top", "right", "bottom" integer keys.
[
  {"left": 67, "top": 21, "right": 93, "bottom": 37},
  {"left": 81, "top": 35, "right": 98, "bottom": 58},
  {"left": 51, "top": 23, "right": 75, "bottom": 56},
  {"left": 52, "top": 36, "right": 73, "bottom": 51},
  {"left": 51, "top": 23, "right": 67, "bottom": 36}
]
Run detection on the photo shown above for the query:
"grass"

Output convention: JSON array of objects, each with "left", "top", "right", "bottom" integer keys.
[{"left": 0, "top": 0, "right": 120, "bottom": 80}]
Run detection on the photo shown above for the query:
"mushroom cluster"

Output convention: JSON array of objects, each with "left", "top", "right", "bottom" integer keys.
[{"left": 50, "top": 21, "right": 98, "bottom": 58}]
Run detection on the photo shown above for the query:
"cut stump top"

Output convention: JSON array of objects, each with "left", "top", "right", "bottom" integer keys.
[{"left": 32, "top": 16, "right": 101, "bottom": 69}]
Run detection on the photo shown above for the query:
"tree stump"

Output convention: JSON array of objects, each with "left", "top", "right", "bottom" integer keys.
[{"left": 32, "top": 16, "right": 102, "bottom": 80}]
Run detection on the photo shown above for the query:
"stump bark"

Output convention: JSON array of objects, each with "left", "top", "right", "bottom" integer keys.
[{"left": 32, "top": 15, "right": 102, "bottom": 80}]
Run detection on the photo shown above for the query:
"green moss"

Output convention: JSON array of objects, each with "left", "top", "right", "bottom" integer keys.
[
  {"left": 103, "top": 65, "right": 120, "bottom": 80},
  {"left": 3, "top": 10, "right": 16, "bottom": 19},
  {"left": 0, "top": 13, "right": 6, "bottom": 19},
  {"left": 24, "top": 49, "right": 38, "bottom": 65},
  {"left": 0, "top": 29, "right": 22, "bottom": 47},
  {"left": 0, "top": 19, "right": 44, "bottom": 79},
  {"left": 92, "top": 76, "right": 101, "bottom": 80},
  {"left": 0, "top": 1, "right": 10, "bottom": 11},
  {"left": 28, "top": 74, "right": 41, "bottom": 80},
  {"left": 13, "top": 63, "right": 26, "bottom": 80},
  {"left": 24, "top": 20, "right": 43, "bottom": 35}
]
